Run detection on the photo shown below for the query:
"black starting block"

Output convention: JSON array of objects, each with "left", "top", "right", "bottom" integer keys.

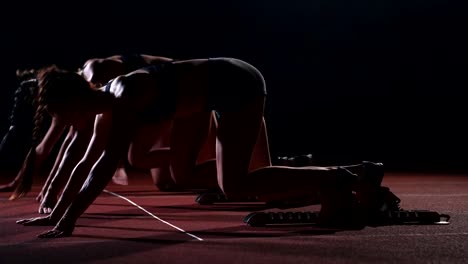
[
  {"left": 243, "top": 210, "right": 450, "bottom": 227},
  {"left": 196, "top": 193, "right": 228, "bottom": 205}
]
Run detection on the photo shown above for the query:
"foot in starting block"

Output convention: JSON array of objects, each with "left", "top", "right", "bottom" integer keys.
[{"left": 243, "top": 187, "right": 450, "bottom": 227}]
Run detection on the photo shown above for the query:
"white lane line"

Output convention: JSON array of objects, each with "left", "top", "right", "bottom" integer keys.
[
  {"left": 0, "top": 240, "right": 104, "bottom": 246},
  {"left": 398, "top": 194, "right": 468, "bottom": 197},
  {"left": 322, "top": 232, "right": 468, "bottom": 239},
  {"left": 386, "top": 182, "right": 468, "bottom": 185},
  {"left": 103, "top": 190, "right": 203, "bottom": 241}
]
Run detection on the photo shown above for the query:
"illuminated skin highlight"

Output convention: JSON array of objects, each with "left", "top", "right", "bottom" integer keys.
[{"left": 16, "top": 58, "right": 382, "bottom": 238}]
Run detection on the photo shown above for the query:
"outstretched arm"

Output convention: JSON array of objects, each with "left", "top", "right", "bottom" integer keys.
[
  {"left": 40, "top": 110, "right": 134, "bottom": 237},
  {"left": 8, "top": 117, "right": 67, "bottom": 199},
  {"left": 36, "top": 127, "right": 74, "bottom": 203},
  {"left": 47, "top": 114, "right": 113, "bottom": 222},
  {"left": 16, "top": 113, "right": 113, "bottom": 227},
  {"left": 38, "top": 121, "right": 94, "bottom": 213}
]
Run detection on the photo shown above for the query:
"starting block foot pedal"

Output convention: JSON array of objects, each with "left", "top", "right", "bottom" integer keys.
[
  {"left": 375, "top": 210, "right": 450, "bottom": 225},
  {"left": 244, "top": 210, "right": 451, "bottom": 227},
  {"left": 244, "top": 211, "right": 320, "bottom": 227},
  {"left": 196, "top": 192, "right": 259, "bottom": 205}
]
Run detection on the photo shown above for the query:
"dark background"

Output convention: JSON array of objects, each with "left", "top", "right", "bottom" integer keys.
[{"left": 0, "top": 0, "right": 466, "bottom": 172}]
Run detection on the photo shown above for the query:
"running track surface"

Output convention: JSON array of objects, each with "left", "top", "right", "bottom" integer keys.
[{"left": 1, "top": 171, "right": 467, "bottom": 264}]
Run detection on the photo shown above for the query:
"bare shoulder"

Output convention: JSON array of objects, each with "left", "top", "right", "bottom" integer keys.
[
  {"left": 142, "top": 54, "right": 174, "bottom": 64},
  {"left": 109, "top": 72, "right": 151, "bottom": 96},
  {"left": 106, "top": 55, "right": 124, "bottom": 61},
  {"left": 173, "top": 58, "right": 208, "bottom": 65},
  {"left": 107, "top": 72, "right": 156, "bottom": 112},
  {"left": 81, "top": 58, "right": 100, "bottom": 79},
  {"left": 83, "top": 58, "right": 97, "bottom": 68}
]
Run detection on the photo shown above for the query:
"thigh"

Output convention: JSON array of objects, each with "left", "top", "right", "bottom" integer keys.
[
  {"left": 169, "top": 111, "right": 212, "bottom": 183},
  {"left": 248, "top": 117, "right": 272, "bottom": 171},
  {"left": 127, "top": 118, "right": 173, "bottom": 161},
  {"left": 195, "top": 111, "right": 218, "bottom": 164},
  {"left": 216, "top": 96, "right": 265, "bottom": 195}
]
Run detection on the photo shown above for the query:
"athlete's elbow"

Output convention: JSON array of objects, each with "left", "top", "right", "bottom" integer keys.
[{"left": 34, "top": 145, "right": 48, "bottom": 162}]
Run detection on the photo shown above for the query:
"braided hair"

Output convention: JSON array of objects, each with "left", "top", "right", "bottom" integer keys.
[
  {"left": 8, "top": 69, "right": 41, "bottom": 199},
  {"left": 10, "top": 65, "right": 89, "bottom": 199},
  {"left": 0, "top": 69, "right": 40, "bottom": 172},
  {"left": 8, "top": 69, "right": 37, "bottom": 129}
]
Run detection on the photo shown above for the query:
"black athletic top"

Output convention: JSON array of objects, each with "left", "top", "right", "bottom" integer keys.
[
  {"left": 105, "top": 61, "right": 177, "bottom": 123},
  {"left": 120, "top": 54, "right": 149, "bottom": 72}
]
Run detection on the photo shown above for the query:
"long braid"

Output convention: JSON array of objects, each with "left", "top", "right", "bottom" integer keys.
[
  {"left": 10, "top": 69, "right": 49, "bottom": 200},
  {"left": 32, "top": 82, "right": 47, "bottom": 146},
  {"left": 10, "top": 65, "right": 88, "bottom": 200},
  {"left": 8, "top": 69, "right": 37, "bottom": 129},
  {"left": 0, "top": 69, "right": 37, "bottom": 172}
]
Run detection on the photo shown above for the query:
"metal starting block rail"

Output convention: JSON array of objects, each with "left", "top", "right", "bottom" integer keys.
[
  {"left": 196, "top": 192, "right": 320, "bottom": 208},
  {"left": 243, "top": 210, "right": 450, "bottom": 227},
  {"left": 196, "top": 189, "right": 450, "bottom": 228}
]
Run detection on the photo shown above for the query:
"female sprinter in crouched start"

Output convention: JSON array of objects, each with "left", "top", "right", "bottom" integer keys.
[{"left": 17, "top": 57, "right": 385, "bottom": 237}]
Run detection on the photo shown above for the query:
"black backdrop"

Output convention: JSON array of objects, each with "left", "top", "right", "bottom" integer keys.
[{"left": 1, "top": 0, "right": 466, "bottom": 172}]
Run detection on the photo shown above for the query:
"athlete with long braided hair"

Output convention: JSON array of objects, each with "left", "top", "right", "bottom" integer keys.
[
  {"left": 3, "top": 54, "right": 232, "bottom": 215},
  {"left": 2, "top": 55, "right": 176, "bottom": 201},
  {"left": 14, "top": 58, "right": 390, "bottom": 238},
  {"left": 0, "top": 69, "right": 55, "bottom": 192}
]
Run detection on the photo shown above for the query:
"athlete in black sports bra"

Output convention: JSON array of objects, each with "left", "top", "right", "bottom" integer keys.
[
  {"left": 82, "top": 54, "right": 173, "bottom": 87},
  {"left": 119, "top": 54, "right": 149, "bottom": 72},
  {"left": 15, "top": 58, "right": 388, "bottom": 238},
  {"left": 9, "top": 54, "right": 183, "bottom": 215}
]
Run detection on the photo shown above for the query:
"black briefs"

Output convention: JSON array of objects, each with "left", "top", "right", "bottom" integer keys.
[{"left": 206, "top": 58, "right": 267, "bottom": 112}]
